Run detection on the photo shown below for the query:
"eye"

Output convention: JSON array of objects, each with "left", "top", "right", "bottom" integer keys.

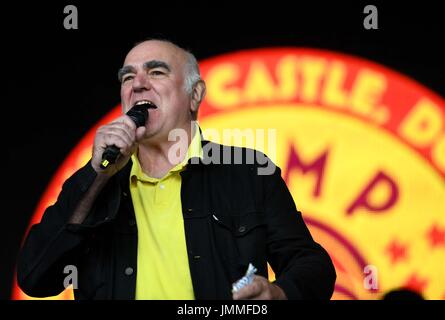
[
  {"left": 122, "top": 75, "right": 134, "bottom": 83},
  {"left": 150, "top": 69, "right": 165, "bottom": 76}
]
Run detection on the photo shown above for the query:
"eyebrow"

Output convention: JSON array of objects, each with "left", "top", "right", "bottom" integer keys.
[
  {"left": 143, "top": 60, "right": 171, "bottom": 72},
  {"left": 117, "top": 60, "right": 171, "bottom": 82},
  {"left": 117, "top": 65, "right": 136, "bottom": 82}
]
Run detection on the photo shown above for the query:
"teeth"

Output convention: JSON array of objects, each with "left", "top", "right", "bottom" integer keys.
[
  {"left": 135, "top": 100, "right": 150, "bottom": 105},
  {"left": 134, "top": 100, "right": 157, "bottom": 108}
]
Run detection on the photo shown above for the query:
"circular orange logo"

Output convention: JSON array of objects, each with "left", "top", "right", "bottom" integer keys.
[{"left": 14, "top": 48, "right": 445, "bottom": 300}]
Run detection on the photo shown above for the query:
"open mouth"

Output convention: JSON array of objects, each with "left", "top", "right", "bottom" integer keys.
[{"left": 133, "top": 100, "right": 157, "bottom": 109}]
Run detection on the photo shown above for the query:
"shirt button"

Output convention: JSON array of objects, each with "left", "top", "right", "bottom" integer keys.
[
  {"left": 122, "top": 191, "right": 128, "bottom": 197},
  {"left": 125, "top": 267, "right": 134, "bottom": 276},
  {"left": 238, "top": 226, "right": 246, "bottom": 233},
  {"left": 128, "top": 219, "right": 136, "bottom": 227},
  {"left": 160, "top": 184, "right": 165, "bottom": 189}
]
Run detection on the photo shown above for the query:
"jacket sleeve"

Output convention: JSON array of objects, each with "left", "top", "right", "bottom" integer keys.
[
  {"left": 261, "top": 161, "right": 336, "bottom": 300},
  {"left": 17, "top": 161, "right": 120, "bottom": 298}
]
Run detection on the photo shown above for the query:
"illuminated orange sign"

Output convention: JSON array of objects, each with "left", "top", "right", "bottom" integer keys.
[{"left": 14, "top": 48, "right": 445, "bottom": 300}]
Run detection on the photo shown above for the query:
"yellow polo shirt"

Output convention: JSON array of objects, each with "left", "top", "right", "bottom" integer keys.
[{"left": 130, "top": 128, "right": 202, "bottom": 300}]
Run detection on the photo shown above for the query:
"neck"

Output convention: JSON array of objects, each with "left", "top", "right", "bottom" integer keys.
[{"left": 136, "top": 123, "right": 195, "bottom": 179}]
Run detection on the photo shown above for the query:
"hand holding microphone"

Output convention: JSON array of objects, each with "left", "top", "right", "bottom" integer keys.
[
  {"left": 100, "top": 104, "right": 148, "bottom": 169},
  {"left": 91, "top": 102, "right": 153, "bottom": 175}
]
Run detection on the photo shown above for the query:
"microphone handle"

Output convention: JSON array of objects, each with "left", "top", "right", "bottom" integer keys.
[{"left": 100, "top": 145, "right": 122, "bottom": 169}]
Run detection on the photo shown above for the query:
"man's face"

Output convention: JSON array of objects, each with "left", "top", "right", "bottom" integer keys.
[{"left": 119, "top": 40, "right": 192, "bottom": 142}]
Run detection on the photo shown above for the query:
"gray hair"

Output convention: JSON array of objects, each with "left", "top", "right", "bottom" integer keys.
[{"left": 183, "top": 51, "right": 202, "bottom": 94}]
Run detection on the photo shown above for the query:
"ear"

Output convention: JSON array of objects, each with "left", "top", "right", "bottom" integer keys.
[{"left": 190, "top": 80, "right": 206, "bottom": 115}]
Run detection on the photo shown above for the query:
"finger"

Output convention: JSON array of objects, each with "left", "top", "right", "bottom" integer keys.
[
  {"left": 101, "top": 126, "right": 134, "bottom": 146},
  {"left": 233, "top": 279, "right": 263, "bottom": 300},
  {"left": 101, "top": 133, "right": 133, "bottom": 156},
  {"left": 250, "top": 290, "right": 273, "bottom": 300},
  {"left": 107, "top": 119, "right": 137, "bottom": 138},
  {"left": 135, "top": 126, "right": 146, "bottom": 141},
  {"left": 113, "top": 115, "right": 137, "bottom": 131}
]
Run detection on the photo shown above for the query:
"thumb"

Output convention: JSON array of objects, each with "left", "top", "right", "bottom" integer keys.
[{"left": 135, "top": 126, "right": 146, "bottom": 141}]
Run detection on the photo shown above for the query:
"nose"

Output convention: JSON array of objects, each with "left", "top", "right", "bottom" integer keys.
[{"left": 132, "top": 72, "right": 151, "bottom": 92}]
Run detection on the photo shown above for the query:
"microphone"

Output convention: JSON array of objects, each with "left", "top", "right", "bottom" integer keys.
[{"left": 100, "top": 104, "right": 149, "bottom": 169}]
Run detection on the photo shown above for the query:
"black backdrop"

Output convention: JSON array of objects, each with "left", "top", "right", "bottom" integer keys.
[{"left": 3, "top": 1, "right": 444, "bottom": 299}]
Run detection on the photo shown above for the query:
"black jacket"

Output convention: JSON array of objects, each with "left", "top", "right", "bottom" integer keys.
[{"left": 17, "top": 141, "right": 336, "bottom": 299}]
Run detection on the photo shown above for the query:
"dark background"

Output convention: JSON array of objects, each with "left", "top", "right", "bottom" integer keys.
[{"left": 2, "top": 1, "right": 444, "bottom": 299}]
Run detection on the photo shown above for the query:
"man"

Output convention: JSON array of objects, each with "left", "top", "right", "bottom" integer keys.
[{"left": 17, "top": 39, "right": 336, "bottom": 300}]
